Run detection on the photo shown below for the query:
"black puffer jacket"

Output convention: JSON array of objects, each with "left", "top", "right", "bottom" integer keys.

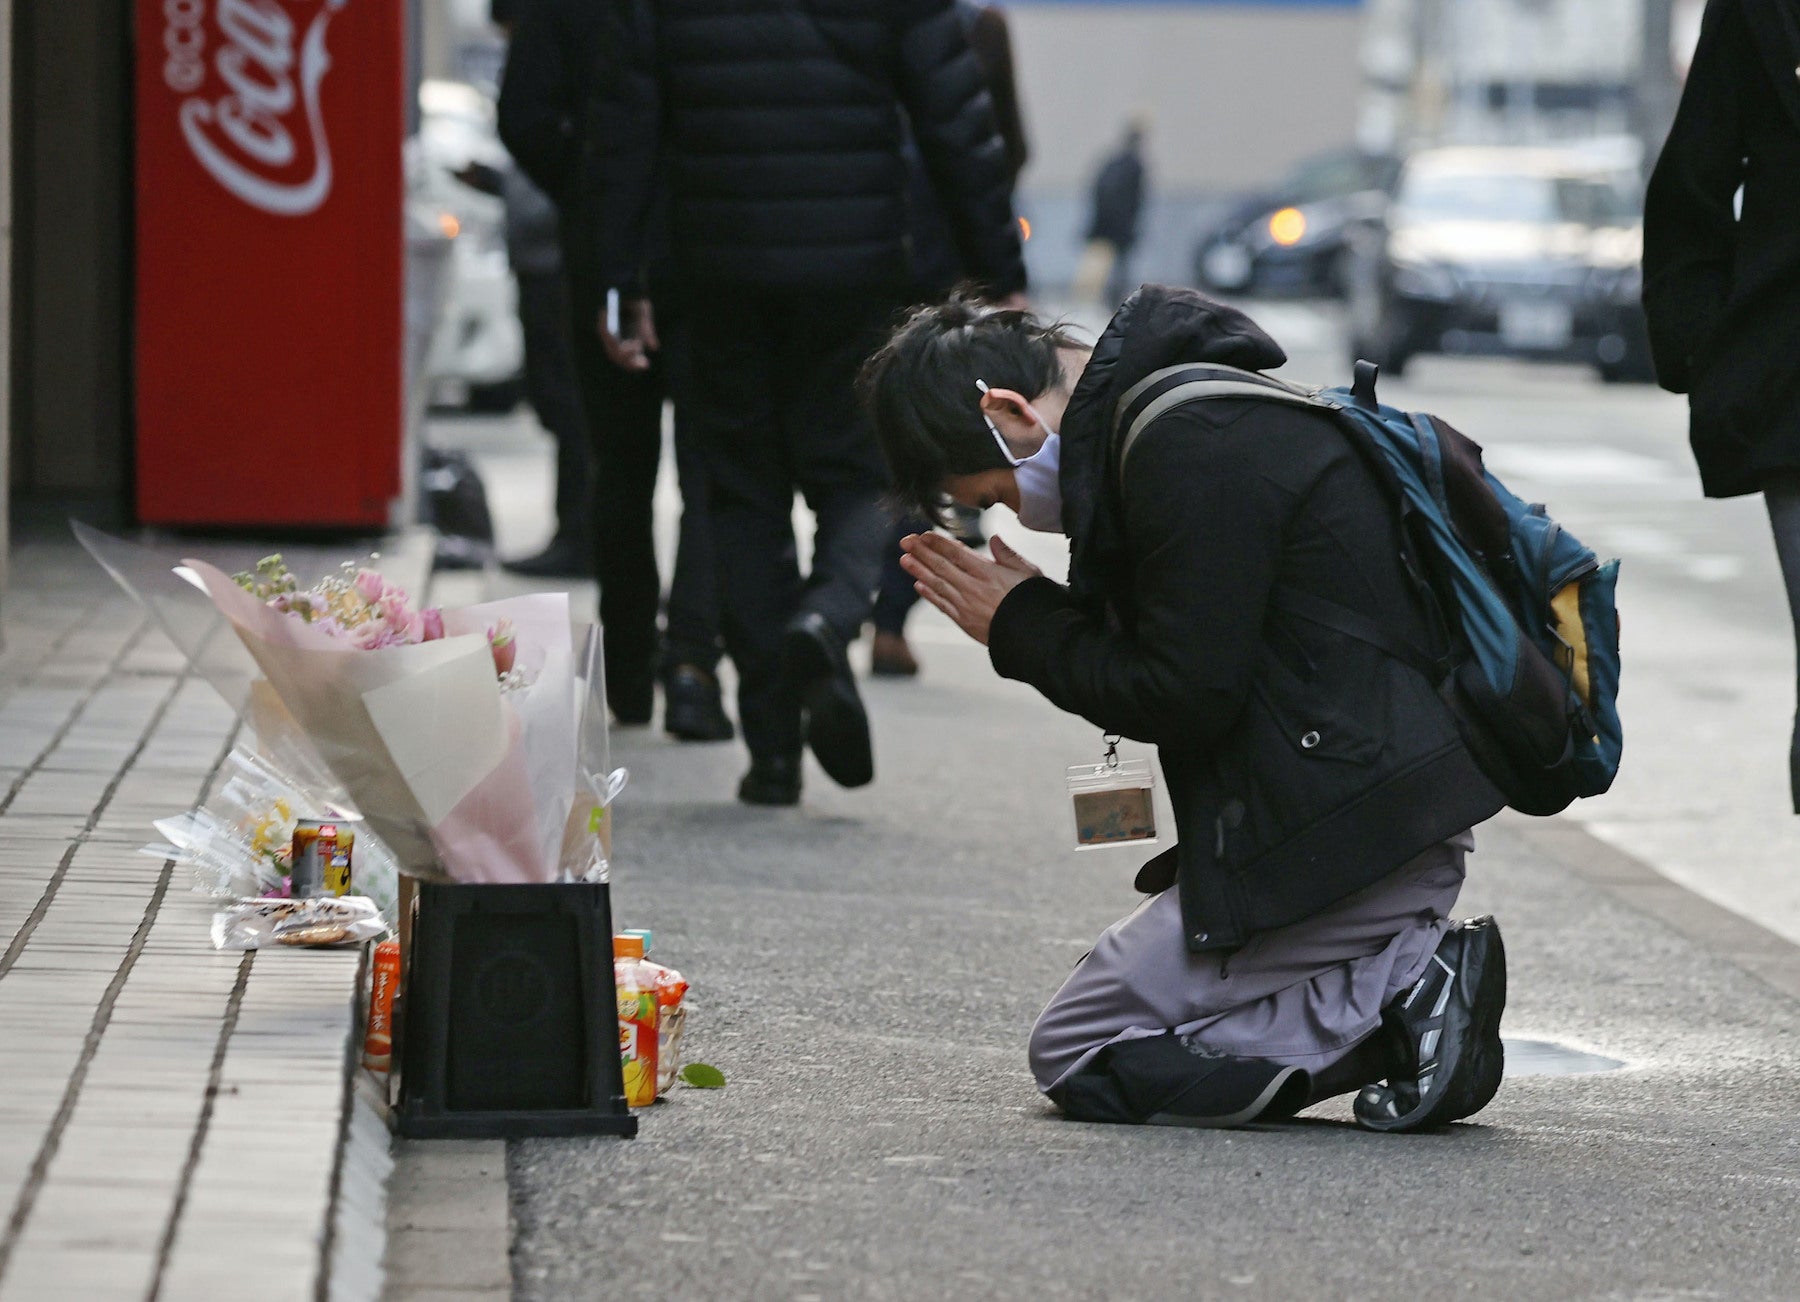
[
  {"left": 1643, "top": 0, "right": 1800, "bottom": 499},
  {"left": 988, "top": 287, "right": 1503, "bottom": 953},
  {"left": 587, "top": 0, "right": 1026, "bottom": 295}
]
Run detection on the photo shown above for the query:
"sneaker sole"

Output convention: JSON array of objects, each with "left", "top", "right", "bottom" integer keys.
[
  {"left": 1445, "top": 920, "right": 1507, "bottom": 1123},
  {"left": 1147, "top": 1066, "right": 1311, "bottom": 1129}
]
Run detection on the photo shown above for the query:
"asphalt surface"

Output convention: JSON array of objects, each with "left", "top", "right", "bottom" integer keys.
[{"left": 454, "top": 303, "right": 1800, "bottom": 1299}]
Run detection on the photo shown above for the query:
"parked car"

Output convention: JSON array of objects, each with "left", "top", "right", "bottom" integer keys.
[
  {"left": 1192, "top": 149, "right": 1400, "bottom": 299},
  {"left": 1343, "top": 146, "right": 1654, "bottom": 383},
  {"left": 410, "top": 80, "right": 525, "bottom": 411}
]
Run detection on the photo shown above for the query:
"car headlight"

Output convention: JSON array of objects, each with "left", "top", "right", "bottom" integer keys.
[
  {"left": 1390, "top": 261, "right": 1459, "bottom": 301},
  {"left": 1250, "top": 204, "right": 1328, "bottom": 252}
]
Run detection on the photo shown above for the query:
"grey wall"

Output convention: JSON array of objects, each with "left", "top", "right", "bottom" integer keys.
[
  {"left": 1004, "top": 4, "right": 1366, "bottom": 289},
  {"left": 3, "top": 0, "right": 14, "bottom": 591},
  {"left": 10, "top": 0, "right": 133, "bottom": 521}
]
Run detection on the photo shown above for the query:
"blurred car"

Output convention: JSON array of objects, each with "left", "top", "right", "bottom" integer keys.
[
  {"left": 1343, "top": 146, "right": 1654, "bottom": 383},
  {"left": 1192, "top": 149, "right": 1400, "bottom": 299},
  {"left": 410, "top": 79, "right": 525, "bottom": 411}
]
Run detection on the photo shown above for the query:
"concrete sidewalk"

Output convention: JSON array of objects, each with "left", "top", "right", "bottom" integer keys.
[
  {"left": 508, "top": 602, "right": 1800, "bottom": 1300},
  {"left": 0, "top": 534, "right": 423, "bottom": 1302}
]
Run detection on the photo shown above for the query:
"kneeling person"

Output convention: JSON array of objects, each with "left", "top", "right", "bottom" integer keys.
[{"left": 861, "top": 287, "right": 1509, "bottom": 1131}]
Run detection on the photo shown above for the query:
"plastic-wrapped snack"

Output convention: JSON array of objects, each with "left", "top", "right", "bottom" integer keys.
[
  {"left": 210, "top": 895, "right": 388, "bottom": 950},
  {"left": 651, "top": 963, "right": 689, "bottom": 1097}
]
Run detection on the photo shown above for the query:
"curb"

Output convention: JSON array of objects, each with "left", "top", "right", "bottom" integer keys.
[{"left": 1499, "top": 810, "right": 1800, "bottom": 1005}]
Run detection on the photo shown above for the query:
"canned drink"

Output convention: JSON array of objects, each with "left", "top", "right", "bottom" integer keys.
[{"left": 292, "top": 820, "right": 354, "bottom": 898}]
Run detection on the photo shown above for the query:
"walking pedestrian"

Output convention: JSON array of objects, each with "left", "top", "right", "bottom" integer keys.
[
  {"left": 1643, "top": 0, "right": 1800, "bottom": 810},
  {"left": 589, "top": 0, "right": 1028, "bottom": 805},
  {"left": 873, "top": 0, "right": 1030, "bottom": 680},
  {"left": 861, "top": 286, "right": 1509, "bottom": 1130},
  {"left": 497, "top": 0, "right": 733, "bottom": 741},
  {"left": 455, "top": 153, "right": 592, "bottom": 579},
  {"left": 1075, "top": 120, "right": 1149, "bottom": 311}
]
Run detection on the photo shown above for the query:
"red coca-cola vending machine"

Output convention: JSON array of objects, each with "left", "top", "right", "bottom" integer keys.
[{"left": 134, "top": 0, "right": 405, "bottom": 528}]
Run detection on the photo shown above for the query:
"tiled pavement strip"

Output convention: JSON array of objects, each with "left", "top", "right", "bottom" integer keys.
[{"left": 0, "top": 538, "right": 420, "bottom": 1302}]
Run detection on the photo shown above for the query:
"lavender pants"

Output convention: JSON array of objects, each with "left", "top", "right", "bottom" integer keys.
[{"left": 1029, "top": 833, "right": 1472, "bottom": 1093}]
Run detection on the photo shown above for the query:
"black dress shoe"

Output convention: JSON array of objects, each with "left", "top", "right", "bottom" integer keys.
[
  {"left": 781, "top": 612, "right": 873, "bottom": 788},
  {"left": 738, "top": 755, "right": 801, "bottom": 806},
  {"left": 1355, "top": 916, "right": 1507, "bottom": 1132},
  {"left": 609, "top": 673, "right": 654, "bottom": 728},
  {"left": 502, "top": 538, "right": 592, "bottom": 579},
  {"left": 665, "top": 665, "right": 734, "bottom": 742}
]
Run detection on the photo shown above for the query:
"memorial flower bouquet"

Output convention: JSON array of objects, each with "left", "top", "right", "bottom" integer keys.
[{"left": 78, "top": 525, "right": 623, "bottom": 889}]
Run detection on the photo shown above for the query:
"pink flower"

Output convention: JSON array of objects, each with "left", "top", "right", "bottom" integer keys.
[
  {"left": 352, "top": 621, "right": 406, "bottom": 650},
  {"left": 419, "top": 608, "right": 445, "bottom": 641},
  {"left": 379, "top": 591, "right": 409, "bottom": 626},
  {"left": 353, "top": 568, "right": 386, "bottom": 606},
  {"left": 488, "top": 618, "right": 517, "bottom": 676}
]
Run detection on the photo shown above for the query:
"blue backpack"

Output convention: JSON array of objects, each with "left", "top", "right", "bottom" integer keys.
[{"left": 1114, "top": 360, "right": 1622, "bottom": 816}]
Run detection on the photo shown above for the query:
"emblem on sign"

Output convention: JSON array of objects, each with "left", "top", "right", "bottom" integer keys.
[{"left": 163, "top": 0, "right": 347, "bottom": 216}]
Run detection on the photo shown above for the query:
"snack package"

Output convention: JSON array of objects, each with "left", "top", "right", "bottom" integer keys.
[
  {"left": 614, "top": 937, "right": 659, "bottom": 1108},
  {"left": 649, "top": 963, "right": 689, "bottom": 1096},
  {"left": 363, "top": 940, "right": 402, "bottom": 1072},
  {"left": 210, "top": 895, "right": 387, "bottom": 951}
]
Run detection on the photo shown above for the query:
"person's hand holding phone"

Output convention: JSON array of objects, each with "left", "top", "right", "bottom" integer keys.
[
  {"left": 600, "top": 295, "right": 659, "bottom": 372},
  {"left": 900, "top": 533, "right": 1043, "bottom": 646}
]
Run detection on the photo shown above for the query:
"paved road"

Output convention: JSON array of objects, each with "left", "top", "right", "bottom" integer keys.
[{"left": 434, "top": 302, "right": 1800, "bottom": 1298}]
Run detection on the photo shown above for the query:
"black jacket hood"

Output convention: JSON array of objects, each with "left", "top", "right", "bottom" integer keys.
[{"left": 1060, "top": 285, "right": 1287, "bottom": 606}]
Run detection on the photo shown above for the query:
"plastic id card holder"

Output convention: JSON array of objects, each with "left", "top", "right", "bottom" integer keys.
[{"left": 1066, "top": 741, "right": 1158, "bottom": 851}]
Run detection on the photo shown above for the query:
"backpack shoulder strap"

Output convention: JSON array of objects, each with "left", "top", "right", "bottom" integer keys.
[{"left": 1114, "top": 364, "right": 1332, "bottom": 473}]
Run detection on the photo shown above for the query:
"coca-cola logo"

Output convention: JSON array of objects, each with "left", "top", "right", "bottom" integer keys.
[{"left": 160, "top": 0, "right": 346, "bottom": 217}]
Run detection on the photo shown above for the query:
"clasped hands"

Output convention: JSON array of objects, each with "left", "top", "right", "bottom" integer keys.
[{"left": 899, "top": 532, "right": 1042, "bottom": 646}]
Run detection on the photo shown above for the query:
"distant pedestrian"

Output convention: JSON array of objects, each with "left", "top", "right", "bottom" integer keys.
[
  {"left": 1076, "top": 120, "right": 1149, "bottom": 311},
  {"left": 1643, "top": 0, "right": 1800, "bottom": 809},
  {"left": 862, "top": 287, "right": 1508, "bottom": 1130},
  {"left": 590, "top": 0, "right": 1027, "bottom": 806},
  {"left": 498, "top": 0, "right": 733, "bottom": 742},
  {"left": 873, "top": 0, "right": 1030, "bottom": 680}
]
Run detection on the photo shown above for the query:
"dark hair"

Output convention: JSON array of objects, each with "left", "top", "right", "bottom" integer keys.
[{"left": 860, "top": 292, "right": 1086, "bottom": 524}]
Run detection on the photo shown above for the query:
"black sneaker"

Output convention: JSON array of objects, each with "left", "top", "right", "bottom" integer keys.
[
  {"left": 1354, "top": 916, "right": 1507, "bottom": 1132},
  {"left": 1053, "top": 1033, "right": 1311, "bottom": 1129},
  {"left": 664, "top": 665, "right": 735, "bottom": 742},
  {"left": 737, "top": 755, "right": 801, "bottom": 807},
  {"left": 781, "top": 612, "right": 873, "bottom": 789}
]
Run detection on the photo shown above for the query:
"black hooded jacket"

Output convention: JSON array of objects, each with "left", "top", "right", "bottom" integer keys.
[
  {"left": 988, "top": 287, "right": 1503, "bottom": 953},
  {"left": 1643, "top": 0, "right": 1800, "bottom": 498},
  {"left": 583, "top": 0, "right": 1026, "bottom": 296}
]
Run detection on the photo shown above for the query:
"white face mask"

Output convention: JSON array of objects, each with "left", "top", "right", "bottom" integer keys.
[
  {"left": 976, "top": 380, "right": 1065, "bottom": 534},
  {"left": 1012, "top": 429, "right": 1063, "bottom": 533}
]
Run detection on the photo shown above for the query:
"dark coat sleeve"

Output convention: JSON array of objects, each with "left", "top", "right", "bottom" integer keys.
[
  {"left": 895, "top": 0, "right": 1027, "bottom": 295},
  {"left": 986, "top": 414, "right": 1291, "bottom": 749},
  {"left": 496, "top": 4, "right": 579, "bottom": 203},
  {"left": 1642, "top": 0, "right": 1750, "bottom": 393},
  {"left": 582, "top": 0, "right": 663, "bottom": 294},
  {"left": 966, "top": 5, "right": 1028, "bottom": 183}
]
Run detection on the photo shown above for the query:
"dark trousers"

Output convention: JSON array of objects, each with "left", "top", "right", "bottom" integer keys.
[
  {"left": 684, "top": 287, "right": 897, "bottom": 762},
  {"left": 516, "top": 270, "right": 591, "bottom": 552},
  {"left": 1765, "top": 471, "right": 1800, "bottom": 812},
  {"left": 568, "top": 281, "right": 722, "bottom": 714}
]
